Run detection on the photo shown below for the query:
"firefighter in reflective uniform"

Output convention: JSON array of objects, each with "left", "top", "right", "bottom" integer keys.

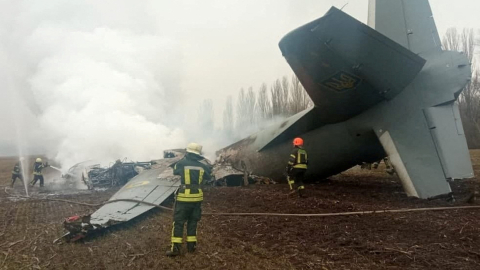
[
  {"left": 287, "top": 137, "right": 308, "bottom": 197},
  {"left": 372, "top": 157, "right": 395, "bottom": 175},
  {"left": 11, "top": 157, "right": 24, "bottom": 187},
  {"left": 166, "top": 143, "right": 212, "bottom": 257},
  {"left": 31, "top": 158, "right": 49, "bottom": 187}
]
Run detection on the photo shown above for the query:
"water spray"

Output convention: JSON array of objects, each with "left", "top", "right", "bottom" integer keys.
[
  {"left": 17, "top": 153, "right": 29, "bottom": 197},
  {"left": 12, "top": 109, "right": 29, "bottom": 197},
  {"left": 49, "top": 165, "right": 76, "bottom": 178},
  {"left": 49, "top": 165, "right": 62, "bottom": 173}
]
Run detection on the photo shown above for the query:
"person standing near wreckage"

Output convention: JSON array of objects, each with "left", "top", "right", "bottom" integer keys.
[
  {"left": 287, "top": 137, "right": 308, "bottom": 197},
  {"left": 11, "top": 157, "right": 24, "bottom": 187},
  {"left": 31, "top": 158, "right": 49, "bottom": 187},
  {"left": 166, "top": 143, "right": 212, "bottom": 257}
]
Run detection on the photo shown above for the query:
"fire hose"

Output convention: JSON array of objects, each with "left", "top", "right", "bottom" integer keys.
[{"left": 5, "top": 187, "right": 480, "bottom": 217}]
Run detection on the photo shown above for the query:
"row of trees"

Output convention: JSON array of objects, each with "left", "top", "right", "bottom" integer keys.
[
  {"left": 196, "top": 28, "right": 479, "bottom": 149},
  {"left": 443, "top": 28, "right": 480, "bottom": 148},
  {"left": 222, "top": 75, "right": 313, "bottom": 140}
]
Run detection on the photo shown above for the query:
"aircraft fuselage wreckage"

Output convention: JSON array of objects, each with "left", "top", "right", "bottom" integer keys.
[
  {"left": 61, "top": 0, "right": 474, "bottom": 242},
  {"left": 218, "top": 0, "right": 474, "bottom": 199}
]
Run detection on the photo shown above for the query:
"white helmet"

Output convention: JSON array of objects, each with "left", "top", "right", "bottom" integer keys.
[
  {"left": 186, "top": 143, "right": 203, "bottom": 156},
  {"left": 36, "top": 158, "right": 42, "bottom": 163}
]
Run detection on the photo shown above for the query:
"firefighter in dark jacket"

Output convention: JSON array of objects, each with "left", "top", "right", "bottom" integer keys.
[
  {"left": 31, "top": 158, "right": 49, "bottom": 187},
  {"left": 287, "top": 137, "right": 308, "bottom": 197},
  {"left": 11, "top": 157, "right": 24, "bottom": 187},
  {"left": 166, "top": 143, "right": 212, "bottom": 257}
]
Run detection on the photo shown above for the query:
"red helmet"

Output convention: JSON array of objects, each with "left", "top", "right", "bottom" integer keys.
[{"left": 293, "top": 137, "right": 304, "bottom": 147}]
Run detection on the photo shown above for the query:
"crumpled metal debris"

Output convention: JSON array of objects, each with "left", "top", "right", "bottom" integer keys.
[
  {"left": 60, "top": 152, "right": 184, "bottom": 242},
  {"left": 60, "top": 150, "right": 277, "bottom": 242},
  {"left": 212, "top": 161, "right": 276, "bottom": 186},
  {"left": 81, "top": 160, "right": 153, "bottom": 189}
]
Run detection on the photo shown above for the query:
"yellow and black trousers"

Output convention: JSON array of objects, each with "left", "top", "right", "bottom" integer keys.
[
  {"left": 171, "top": 201, "right": 202, "bottom": 245},
  {"left": 11, "top": 173, "right": 23, "bottom": 186},
  {"left": 31, "top": 173, "right": 44, "bottom": 187},
  {"left": 288, "top": 168, "right": 306, "bottom": 192}
]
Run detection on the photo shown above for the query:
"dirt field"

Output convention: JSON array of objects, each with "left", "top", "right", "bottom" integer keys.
[{"left": 1, "top": 153, "right": 480, "bottom": 270}]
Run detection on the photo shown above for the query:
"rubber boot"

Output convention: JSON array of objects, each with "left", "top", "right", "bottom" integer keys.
[
  {"left": 166, "top": 243, "right": 181, "bottom": 257},
  {"left": 298, "top": 188, "right": 306, "bottom": 198},
  {"left": 187, "top": 242, "right": 197, "bottom": 253}
]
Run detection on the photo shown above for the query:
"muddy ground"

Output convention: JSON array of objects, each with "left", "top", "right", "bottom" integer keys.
[{"left": 1, "top": 153, "right": 480, "bottom": 270}]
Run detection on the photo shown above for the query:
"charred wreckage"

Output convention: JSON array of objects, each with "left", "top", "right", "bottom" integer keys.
[
  {"left": 59, "top": 150, "right": 272, "bottom": 242},
  {"left": 58, "top": 0, "right": 474, "bottom": 242}
]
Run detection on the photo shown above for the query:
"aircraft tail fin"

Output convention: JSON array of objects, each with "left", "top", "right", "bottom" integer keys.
[
  {"left": 279, "top": 7, "right": 426, "bottom": 123},
  {"left": 424, "top": 103, "right": 474, "bottom": 180},
  {"left": 376, "top": 102, "right": 473, "bottom": 198},
  {"left": 368, "top": 0, "right": 442, "bottom": 54}
]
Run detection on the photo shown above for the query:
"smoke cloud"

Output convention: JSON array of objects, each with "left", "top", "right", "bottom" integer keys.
[{"left": 1, "top": 1, "right": 188, "bottom": 170}]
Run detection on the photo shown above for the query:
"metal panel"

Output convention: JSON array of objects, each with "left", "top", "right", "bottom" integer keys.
[
  {"left": 424, "top": 103, "right": 474, "bottom": 179},
  {"left": 368, "top": 0, "right": 442, "bottom": 55},
  {"left": 90, "top": 160, "right": 180, "bottom": 226},
  {"left": 378, "top": 131, "right": 418, "bottom": 197}
]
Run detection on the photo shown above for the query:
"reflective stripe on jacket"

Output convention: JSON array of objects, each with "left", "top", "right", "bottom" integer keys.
[
  {"left": 174, "top": 153, "right": 212, "bottom": 202},
  {"left": 12, "top": 163, "right": 21, "bottom": 174},
  {"left": 288, "top": 147, "right": 308, "bottom": 170},
  {"left": 33, "top": 162, "right": 45, "bottom": 176}
]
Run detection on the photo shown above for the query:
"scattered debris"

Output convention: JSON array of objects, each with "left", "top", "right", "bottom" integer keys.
[
  {"left": 68, "top": 160, "right": 152, "bottom": 189},
  {"left": 213, "top": 161, "right": 276, "bottom": 186},
  {"left": 164, "top": 149, "right": 185, "bottom": 158},
  {"left": 60, "top": 151, "right": 184, "bottom": 242}
]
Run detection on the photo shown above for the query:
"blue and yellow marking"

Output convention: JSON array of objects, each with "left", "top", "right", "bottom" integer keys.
[
  {"left": 322, "top": 71, "right": 361, "bottom": 92},
  {"left": 124, "top": 180, "right": 150, "bottom": 189}
]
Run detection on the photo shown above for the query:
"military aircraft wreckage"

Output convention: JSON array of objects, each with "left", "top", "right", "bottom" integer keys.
[
  {"left": 61, "top": 0, "right": 475, "bottom": 241},
  {"left": 60, "top": 150, "right": 274, "bottom": 242},
  {"left": 219, "top": 0, "right": 474, "bottom": 199}
]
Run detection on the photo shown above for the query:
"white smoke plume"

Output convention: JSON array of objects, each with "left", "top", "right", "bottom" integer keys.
[
  {"left": 31, "top": 28, "right": 187, "bottom": 169},
  {"left": 1, "top": 1, "right": 189, "bottom": 170}
]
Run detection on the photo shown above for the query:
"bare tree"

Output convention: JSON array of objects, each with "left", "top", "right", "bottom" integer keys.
[
  {"left": 442, "top": 28, "right": 460, "bottom": 51},
  {"left": 281, "top": 76, "right": 290, "bottom": 114},
  {"left": 197, "top": 99, "right": 214, "bottom": 135},
  {"left": 227, "top": 74, "right": 314, "bottom": 137},
  {"left": 223, "top": 96, "right": 234, "bottom": 139},
  {"left": 246, "top": 87, "right": 256, "bottom": 125},
  {"left": 271, "top": 78, "right": 289, "bottom": 116},
  {"left": 289, "top": 75, "right": 313, "bottom": 114},
  {"left": 236, "top": 88, "right": 249, "bottom": 133},
  {"left": 443, "top": 28, "right": 480, "bottom": 148},
  {"left": 256, "top": 83, "right": 271, "bottom": 120}
]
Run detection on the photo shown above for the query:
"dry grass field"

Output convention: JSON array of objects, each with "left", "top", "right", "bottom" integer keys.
[{"left": 1, "top": 152, "right": 480, "bottom": 269}]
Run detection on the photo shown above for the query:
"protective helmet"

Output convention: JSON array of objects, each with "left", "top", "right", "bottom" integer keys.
[
  {"left": 293, "top": 137, "right": 304, "bottom": 147},
  {"left": 186, "top": 143, "right": 203, "bottom": 156},
  {"left": 36, "top": 158, "right": 42, "bottom": 163}
]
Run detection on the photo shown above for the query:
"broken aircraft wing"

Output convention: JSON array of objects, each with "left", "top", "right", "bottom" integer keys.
[
  {"left": 90, "top": 165, "right": 179, "bottom": 225},
  {"left": 62, "top": 156, "right": 182, "bottom": 241}
]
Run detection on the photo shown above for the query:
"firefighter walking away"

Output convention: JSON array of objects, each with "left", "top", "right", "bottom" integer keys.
[
  {"left": 11, "top": 157, "right": 25, "bottom": 187},
  {"left": 31, "top": 158, "right": 49, "bottom": 187},
  {"left": 166, "top": 143, "right": 212, "bottom": 257},
  {"left": 287, "top": 137, "right": 308, "bottom": 198}
]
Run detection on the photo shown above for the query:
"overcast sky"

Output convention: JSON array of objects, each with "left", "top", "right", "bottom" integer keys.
[
  {"left": 0, "top": 0, "right": 478, "bottom": 163},
  {"left": 172, "top": 0, "right": 480, "bottom": 111},
  {"left": 173, "top": 0, "right": 480, "bottom": 111}
]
